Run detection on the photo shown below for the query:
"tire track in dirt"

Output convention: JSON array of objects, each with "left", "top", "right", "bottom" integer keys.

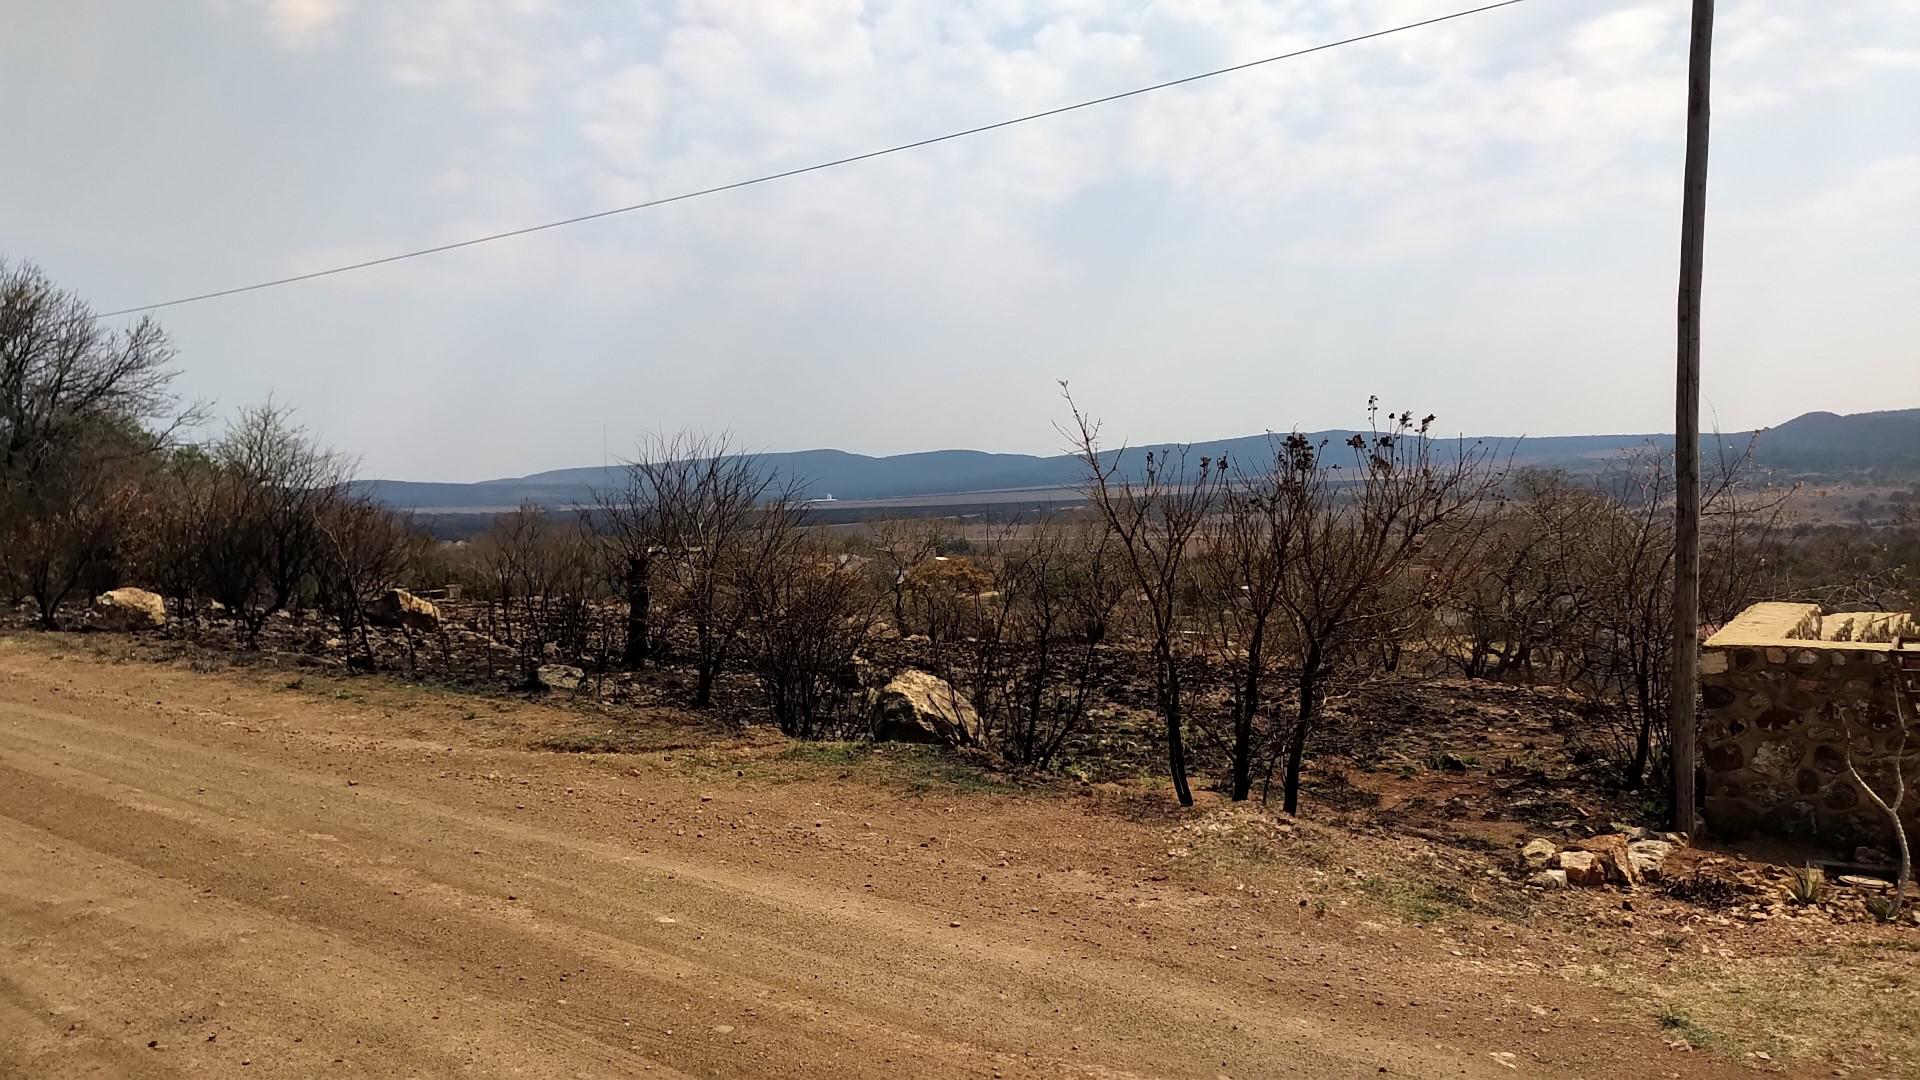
[
  {"left": 0, "top": 645, "right": 1749, "bottom": 1078},
  {"left": 0, "top": 705, "right": 1368, "bottom": 1076}
]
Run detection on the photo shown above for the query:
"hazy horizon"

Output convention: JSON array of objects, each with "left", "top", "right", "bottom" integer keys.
[{"left": 6, "top": 1, "right": 1916, "bottom": 482}]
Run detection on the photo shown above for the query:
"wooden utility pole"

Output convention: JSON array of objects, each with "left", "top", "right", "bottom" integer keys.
[{"left": 1672, "top": 0, "right": 1715, "bottom": 837}]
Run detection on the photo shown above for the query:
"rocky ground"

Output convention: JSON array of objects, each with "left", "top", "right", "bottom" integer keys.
[{"left": 2, "top": 627, "right": 1917, "bottom": 1076}]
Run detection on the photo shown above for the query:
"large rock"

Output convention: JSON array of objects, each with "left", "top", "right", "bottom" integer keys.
[
  {"left": 1574, "top": 834, "right": 1640, "bottom": 887},
  {"left": 1521, "top": 838, "right": 1559, "bottom": 868},
  {"left": 534, "top": 664, "right": 584, "bottom": 693},
  {"left": 871, "top": 670, "right": 979, "bottom": 746},
  {"left": 367, "top": 589, "right": 440, "bottom": 632},
  {"left": 92, "top": 588, "right": 166, "bottom": 631},
  {"left": 1558, "top": 850, "right": 1607, "bottom": 887}
]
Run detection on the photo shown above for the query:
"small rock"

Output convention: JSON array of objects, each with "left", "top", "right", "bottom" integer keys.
[
  {"left": 1839, "top": 874, "right": 1893, "bottom": 892},
  {"left": 1521, "top": 838, "right": 1558, "bottom": 868},
  {"left": 1628, "top": 839, "right": 1676, "bottom": 881},
  {"left": 1528, "top": 869, "right": 1570, "bottom": 890}
]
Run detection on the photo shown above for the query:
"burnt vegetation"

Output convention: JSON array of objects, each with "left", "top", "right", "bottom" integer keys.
[{"left": 4, "top": 259, "right": 1916, "bottom": 822}]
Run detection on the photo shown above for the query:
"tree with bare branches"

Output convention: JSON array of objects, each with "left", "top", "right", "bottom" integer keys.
[
  {"left": 1, "top": 259, "right": 194, "bottom": 624},
  {"left": 1266, "top": 404, "right": 1498, "bottom": 813},
  {"left": 314, "top": 496, "right": 427, "bottom": 672},
  {"left": 635, "top": 434, "right": 798, "bottom": 707},
  {"left": 593, "top": 460, "right": 666, "bottom": 667},
  {"left": 965, "top": 516, "right": 1125, "bottom": 770},
  {"left": 738, "top": 496, "right": 879, "bottom": 738},
  {"left": 473, "top": 504, "right": 598, "bottom": 687},
  {"left": 199, "top": 402, "right": 352, "bottom": 645},
  {"left": 1064, "top": 385, "right": 1228, "bottom": 806},
  {"left": 1196, "top": 449, "right": 1302, "bottom": 800}
]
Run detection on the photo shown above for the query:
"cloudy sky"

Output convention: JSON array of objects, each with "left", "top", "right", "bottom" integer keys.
[{"left": 4, "top": 0, "right": 1915, "bottom": 480}]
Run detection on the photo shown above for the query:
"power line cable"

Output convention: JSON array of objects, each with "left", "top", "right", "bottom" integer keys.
[{"left": 95, "top": 0, "right": 1535, "bottom": 320}]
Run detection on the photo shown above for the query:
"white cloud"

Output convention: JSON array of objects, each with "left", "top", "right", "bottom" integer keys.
[
  {"left": 1567, "top": 6, "right": 1673, "bottom": 69},
  {"left": 1854, "top": 46, "right": 1920, "bottom": 70},
  {"left": 255, "top": 0, "right": 350, "bottom": 48},
  {"left": 134, "top": 0, "right": 1920, "bottom": 473}
]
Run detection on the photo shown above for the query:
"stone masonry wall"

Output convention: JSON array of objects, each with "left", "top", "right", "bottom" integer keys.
[{"left": 1700, "top": 602, "right": 1918, "bottom": 851}]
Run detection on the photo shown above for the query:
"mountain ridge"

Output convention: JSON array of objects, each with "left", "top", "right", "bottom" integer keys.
[{"left": 362, "top": 408, "right": 1919, "bottom": 512}]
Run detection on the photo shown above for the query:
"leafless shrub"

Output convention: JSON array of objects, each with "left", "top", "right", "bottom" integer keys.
[
  {"left": 638, "top": 434, "right": 797, "bottom": 707},
  {"left": 1064, "top": 384, "right": 1229, "bottom": 806},
  {"left": 1557, "top": 440, "right": 1789, "bottom": 788},
  {"left": 472, "top": 504, "right": 599, "bottom": 686},
  {"left": 952, "top": 517, "right": 1124, "bottom": 770},
  {"left": 197, "top": 402, "right": 352, "bottom": 645},
  {"left": 739, "top": 501, "right": 879, "bottom": 739},
  {"left": 314, "top": 497, "right": 428, "bottom": 672},
  {"left": 1451, "top": 471, "right": 1600, "bottom": 681},
  {"left": 1841, "top": 643, "right": 1914, "bottom": 920}
]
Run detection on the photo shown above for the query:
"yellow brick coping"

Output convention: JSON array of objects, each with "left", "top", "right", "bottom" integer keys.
[{"left": 1703, "top": 601, "right": 1917, "bottom": 651}]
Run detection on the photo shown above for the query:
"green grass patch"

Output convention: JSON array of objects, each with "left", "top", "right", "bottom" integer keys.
[
  {"left": 1658, "top": 1005, "right": 1736, "bottom": 1053},
  {"left": 1357, "top": 875, "right": 1472, "bottom": 924}
]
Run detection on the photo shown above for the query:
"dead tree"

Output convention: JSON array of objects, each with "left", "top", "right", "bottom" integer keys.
[
  {"left": 1198, "top": 453, "right": 1301, "bottom": 800},
  {"left": 199, "top": 402, "right": 352, "bottom": 645},
  {"left": 473, "top": 504, "right": 597, "bottom": 687},
  {"left": 1268, "top": 403, "right": 1497, "bottom": 814},
  {"left": 739, "top": 495, "right": 877, "bottom": 738},
  {"left": 959, "top": 516, "right": 1124, "bottom": 770},
  {"left": 639, "top": 434, "right": 795, "bottom": 707},
  {"left": 1571, "top": 440, "right": 1789, "bottom": 789},
  {"left": 593, "top": 458, "right": 666, "bottom": 667},
  {"left": 1064, "top": 385, "right": 1227, "bottom": 807},
  {"left": 1845, "top": 640, "right": 1917, "bottom": 918},
  {"left": 314, "top": 497, "right": 424, "bottom": 673}
]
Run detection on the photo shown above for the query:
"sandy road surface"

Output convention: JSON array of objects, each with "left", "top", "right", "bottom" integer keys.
[{"left": 0, "top": 640, "right": 1745, "bottom": 1078}]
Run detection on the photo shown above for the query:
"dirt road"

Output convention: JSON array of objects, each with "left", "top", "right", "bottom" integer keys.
[{"left": 0, "top": 639, "right": 1743, "bottom": 1078}]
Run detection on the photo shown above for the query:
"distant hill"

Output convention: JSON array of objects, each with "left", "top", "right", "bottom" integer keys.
[
  {"left": 1747, "top": 409, "right": 1920, "bottom": 470},
  {"left": 361, "top": 409, "right": 1918, "bottom": 514}
]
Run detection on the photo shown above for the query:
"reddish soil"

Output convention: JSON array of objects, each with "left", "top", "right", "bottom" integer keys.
[{"left": 0, "top": 637, "right": 1808, "bottom": 1078}]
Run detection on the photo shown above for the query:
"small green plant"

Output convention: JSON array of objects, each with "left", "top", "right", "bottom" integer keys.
[
  {"left": 1657, "top": 1005, "right": 1731, "bottom": 1052},
  {"left": 1359, "top": 875, "right": 1468, "bottom": 924},
  {"left": 1865, "top": 893, "right": 1902, "bottom": 923},
  {"left": 1787, "top": 864, "right": 1827, "bottom": 906}
]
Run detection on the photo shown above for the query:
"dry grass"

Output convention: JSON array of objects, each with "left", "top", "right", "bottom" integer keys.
[{"left": 1605, "top": 942, "right": 1920, "bottom": 1065}]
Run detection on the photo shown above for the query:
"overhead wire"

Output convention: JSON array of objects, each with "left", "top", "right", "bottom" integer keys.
[{"left": 94, "top": 0, "right": 1536, "bottom": 320}]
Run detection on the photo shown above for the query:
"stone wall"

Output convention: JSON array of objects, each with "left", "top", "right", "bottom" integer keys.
[{"left": 1700, "top": 602, "right": 1918, "bottom": 850}]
